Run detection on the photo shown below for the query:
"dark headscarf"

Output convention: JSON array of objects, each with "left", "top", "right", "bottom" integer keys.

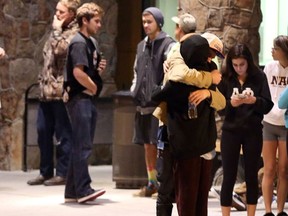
[{"left": 180, "top": 34, "right": 210, "bottom": 70}]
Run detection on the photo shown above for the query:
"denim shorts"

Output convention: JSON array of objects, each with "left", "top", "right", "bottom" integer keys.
[{"left": 263, "top": 121, "right": 286, "bottom": 141}]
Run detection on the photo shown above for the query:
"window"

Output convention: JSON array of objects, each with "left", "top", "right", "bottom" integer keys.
[{"left": 260, "top": 0, "right": 288, "bottom": 65}]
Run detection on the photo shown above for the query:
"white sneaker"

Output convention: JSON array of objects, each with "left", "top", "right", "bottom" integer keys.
[
  {"left": 231, "top": 192, "right": 246, "bottom": 211},
  {"left": 210, "top": 187, "right": 246, "bottom": 211},
  {"left": 210, "top": 187, "right": 221, "bottom": 199}
]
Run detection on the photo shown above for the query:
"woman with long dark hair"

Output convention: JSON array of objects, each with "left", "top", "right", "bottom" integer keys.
[{"left": 217, "top": 44, "right": 273, "bottom": 216}]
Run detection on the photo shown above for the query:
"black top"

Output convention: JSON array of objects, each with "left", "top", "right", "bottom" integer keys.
[
  {"left": 132, "top": 32, "right": 175, "bottom": 108},
  {"left": 217, "top": 70, "right": 273, "bottom": 131},
  {"left": 65, "top": 32, "right": 103, "bottom": 99}
]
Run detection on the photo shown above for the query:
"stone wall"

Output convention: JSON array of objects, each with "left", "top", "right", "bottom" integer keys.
[
  {"left": 0, "top": 0, "right": 117, "bottom": 170},
  {"left": 0, "top": 0, "right": 262, "bottom": 170},
  {"left": 179, "top": 0, "right": 262, "bottom": 64}
]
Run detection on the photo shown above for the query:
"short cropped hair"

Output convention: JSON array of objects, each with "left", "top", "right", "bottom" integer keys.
[{"left": 76, "top": 2, "right": 104, "bottom": 27}]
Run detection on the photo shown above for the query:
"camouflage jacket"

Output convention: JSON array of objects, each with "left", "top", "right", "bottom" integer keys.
[{"left": 39, "top": 19, "right": 78, "bottom": 101}]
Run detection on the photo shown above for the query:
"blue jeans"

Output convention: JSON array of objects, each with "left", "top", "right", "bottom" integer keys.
[
  {"left": 37, "top": 101, "right": 72, "bottom": 178},
  {"left": 65, "top": 95, "right": 97, "bottom": 198}
]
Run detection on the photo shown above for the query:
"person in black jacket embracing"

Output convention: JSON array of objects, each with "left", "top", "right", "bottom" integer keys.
[
  {"left": 217, "top": 44, "right": 274, "bottom": 216},
  {"left": 153, "top": 34, "right": 225, "bottom": 216}
]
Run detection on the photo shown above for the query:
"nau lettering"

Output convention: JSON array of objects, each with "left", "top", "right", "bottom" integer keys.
[{"left": 270, "top": 76, "right": 288, "bottom": 86}]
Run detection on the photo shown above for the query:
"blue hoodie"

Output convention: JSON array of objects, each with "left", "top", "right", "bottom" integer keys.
[{"left": 278, "top": 86, "right": 288, "bottom": 128}]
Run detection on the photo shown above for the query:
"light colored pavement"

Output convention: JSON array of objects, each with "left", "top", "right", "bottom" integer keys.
[{"left": 0, "top": 165, "right": 285, "bottom": 216}]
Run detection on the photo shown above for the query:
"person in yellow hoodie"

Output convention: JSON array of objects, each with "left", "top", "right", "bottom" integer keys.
[{"left": 152, "top": 13, "right": 225, "bottom": 216}]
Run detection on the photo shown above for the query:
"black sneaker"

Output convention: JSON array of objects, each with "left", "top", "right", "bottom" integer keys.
[
  {"left": 277, "top": 212, "right": 288, "bottom": 216},
  {"left": 263, "top": 213, "right": 275, "bottom": 216},
  {"left": 231, "top": 192, "right": 246, "bottom": 211}
]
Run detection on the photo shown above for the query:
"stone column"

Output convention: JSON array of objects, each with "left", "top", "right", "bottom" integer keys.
[{"left": 179, "top": 0, "right": 262, "bottom": 64}]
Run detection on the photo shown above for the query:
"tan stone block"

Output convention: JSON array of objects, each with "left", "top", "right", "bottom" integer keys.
[
  {"left": 10, "top": 120, "right": 23, "bottom": 170},
  {"left": 234, "top": 0, "right": 254, "bottom": 11},
  {"left": 19, "top": 20, "right": 30, "bottom": 38}
]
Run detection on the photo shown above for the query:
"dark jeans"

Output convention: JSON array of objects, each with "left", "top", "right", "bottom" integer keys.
[
  {"left": 37, "top": 101, "right": 72, "bottom": 178},
  {"left": 65, "top": 96, "right": 97, "bottom": 198},
  {"left": 157, "top": 147, "right": 175, "bottom": 206},
  {"left": 174, "top": 157, "right": 212, "bottom": 216},
  {"left": 157, "top": 125, "right": 174, "bottom": 206}
]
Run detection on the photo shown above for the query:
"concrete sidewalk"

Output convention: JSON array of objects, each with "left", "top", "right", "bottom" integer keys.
[{"left": 0, "top": 165, "right": 284, "bottom": 216}]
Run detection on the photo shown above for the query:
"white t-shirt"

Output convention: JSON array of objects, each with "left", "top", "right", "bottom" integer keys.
[{"left": 263, "top": 60, "right": 288, "bottom": 126}]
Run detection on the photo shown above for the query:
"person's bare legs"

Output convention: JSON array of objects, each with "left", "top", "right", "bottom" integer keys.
[
  {"left": 221, "top": 206, "right": 231, "bottom": 216},
  {"left": 262, "top": 140, "right": 278, "bottom": 214},
  {"left": 222, "top": 203, "right": 256, "bottom": 216},
  {"left": 133, "top": 143, "right": 158, "bottom": 197},
  {"left": 275, "top": 140, "right": 288, "bottom": 214},
  {"left": 246, "top": 204, "right": 256, "bottom": 216},
  {"left": 144, "top": 143, "right": 158, "bottom": 187}
]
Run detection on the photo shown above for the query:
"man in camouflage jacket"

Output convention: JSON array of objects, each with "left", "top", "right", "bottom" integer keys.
[{"left": 27, "top": 0, "right": 80, "bottom": 186}]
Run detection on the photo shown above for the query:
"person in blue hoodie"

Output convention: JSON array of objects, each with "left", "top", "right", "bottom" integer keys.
[{"left": 278, "top": 87, "right": 288, "bottom": 156}]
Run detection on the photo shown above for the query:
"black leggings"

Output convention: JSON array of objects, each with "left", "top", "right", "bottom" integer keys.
[{"left": 220, "top": 129, "right": 262, "bottom": 206}]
